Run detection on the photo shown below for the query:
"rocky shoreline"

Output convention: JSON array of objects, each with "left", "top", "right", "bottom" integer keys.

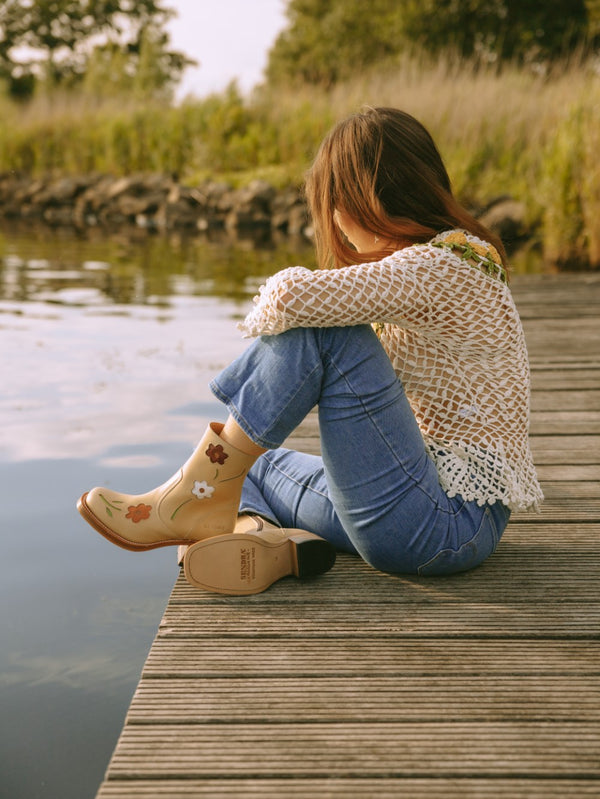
[{"left": 0, "top": 171, "right": 530, "bottom": 249}]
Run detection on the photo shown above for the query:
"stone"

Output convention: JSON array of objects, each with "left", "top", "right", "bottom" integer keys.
[
  {"left": 0, "top": 172, "right": 317, "bottom": 242},
  {"left": 479, "top": 199, "right": 529, "bottom": 247},
  {"left": 116, "top": 192, "right": 165, "bottom": 217},
  {"left": 43, "top": 206, "right": 75, "bottom": 226}
]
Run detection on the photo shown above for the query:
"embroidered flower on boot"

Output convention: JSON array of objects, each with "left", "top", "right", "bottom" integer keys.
[
  {"left": 126, "top": 503, "right": 152, "bottom": 523},
  {"left": 205, "top": 443, "right": 229, "bottom": 464},
  {"left": 192, "top": 480, "right": 215, "bottom": 500}
]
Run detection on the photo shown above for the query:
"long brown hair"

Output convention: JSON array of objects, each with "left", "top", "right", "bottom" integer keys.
[{"left": 304, "top": 107, "right": 507, "bottom": 269}]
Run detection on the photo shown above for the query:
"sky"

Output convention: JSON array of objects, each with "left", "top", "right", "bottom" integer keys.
[{"left": 165, "top": 0, "right": 288, "bottom": 100}]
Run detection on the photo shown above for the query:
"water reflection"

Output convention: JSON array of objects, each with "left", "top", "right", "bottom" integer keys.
[
  {"left": 0, "top": 224, "right": 315, "bottom": 463},
  {"left": 0, "top": 223, "right": 315, "bottom": 306},
  {"left": 0, "top": 222, "right": 314, "bottom": 799}
]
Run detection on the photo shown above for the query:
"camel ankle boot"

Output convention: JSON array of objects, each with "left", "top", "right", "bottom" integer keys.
[
  {"left": 77, "top": 423, "right": 257, "bottom": 551},
  {"left": 183, "top": 514, "right": 337, "bottom": 595}
]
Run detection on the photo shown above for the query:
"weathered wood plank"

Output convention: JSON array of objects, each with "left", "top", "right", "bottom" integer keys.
[
  {"left": 534, "top": 464, "right": 600, "bottom": 480},
  {"left": 530, "top": 359, "right": 600, "bottom": 368},
  {"left": 141, "top": 638, "right": 600, "bottom": 677},
  {"left": 158, "top": 601, "right": 600, "bottom": 638},
  {"left": 531, "top": 434, "right": 600, "bottom": 450},
  {"left": 96, "top": 777, "right": 600, "bottom": 798},
  {"left": 126, "top": 676, "right": 600, "bottom": 723},
  {"left": 521, "top": 321, "right": 600, "bottom": 358},
  {"left": 532, "top": 450, "right": 599, "bottom": 465},
  {"left": 103, "top": 722, "right": 600, "bottom": 778},
  {"left": 529, "top": 435, "right": 600, "bottom": 466},
  {"left": 166, "top": 582, "right": 598, "bottom": 608},
  {"left": 165, "top": 575, "right": 599, "bottom": 607},
  {"left": 539, "top": 480, "right": 600, "bottom": 499},
  {"left": 531, "top": 390, "right": 600, "bottom": 411},
  {"left": 530, "top": 369, "right": 600, "bottom": 390},
  {"left": 512, "top": 499, "right": 600, "bottom": 519},
  {"left": 529, "top": 411, "right": 600, "bottom": 434}
]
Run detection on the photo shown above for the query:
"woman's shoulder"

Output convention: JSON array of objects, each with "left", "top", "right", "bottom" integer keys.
[{"left": 399, "top": 229, "right": 508, "bottom": 286}]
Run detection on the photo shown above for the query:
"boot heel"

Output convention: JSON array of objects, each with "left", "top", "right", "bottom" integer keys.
[
  {"left": 183, "top": 532, "right": 336, "bottom": 595},
  {"left": 290, "top": 535, "right": 336, "bottom": 579}
]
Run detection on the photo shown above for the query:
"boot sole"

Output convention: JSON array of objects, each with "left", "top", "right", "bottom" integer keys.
[
  {"left": 77, "top": 492, "right": 193, "bottom": 552},
  {"left": 183, "top": 533, "right": 336, "bottom": 595}
]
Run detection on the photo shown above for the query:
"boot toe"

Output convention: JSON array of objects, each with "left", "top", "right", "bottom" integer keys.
[{"left": 77, "top": 488, "right": 156, "bottom": 551}]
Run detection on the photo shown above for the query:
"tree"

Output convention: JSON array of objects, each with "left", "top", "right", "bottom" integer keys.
[
  {"left": 401, "top": 0, "right": 591, "bottom": 64},
  {"left": 81, "top": 23, "right": 191, "bottom": 100},
  {"left": 265, "top": 0, "right": 405, "bottom": 86},
  {"left": 0, "top": 0, "right": 194, "bottom": 100},
  {"left": 265, "top": 0, "right": 599, "bottom": 87}
]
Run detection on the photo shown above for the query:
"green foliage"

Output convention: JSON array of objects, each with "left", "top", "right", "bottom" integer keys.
[
  {"left": 81, "top": 26, "right": 187, "bottom": 102},
  {"left": 265, "top": 0, "right": 598, "bottom": 87},
  {"left": 401, "top": 0, "right": 590, "bottom": 63},
  {"left": 0, "top": 0, "right": 193, "bottom": 100},
  {"left": 540, "top": 105, "right": 600, "bottom": 266},
  {"left": 265, "top": 0, "right": 406, "bottom": 86}
]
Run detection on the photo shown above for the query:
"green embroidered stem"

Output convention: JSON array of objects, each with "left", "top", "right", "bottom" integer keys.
[
  {"left": 219, "top": 468, "right": 246, "bottom": 484},
  {"left": 170, "top": 498, "right": 193, "bottom": 520},
  {"left": 99, "top": 493, "right": 124, "bottom": 518},
  {"left": 433, "top": 240, "right": 507, "bottom": 284}
]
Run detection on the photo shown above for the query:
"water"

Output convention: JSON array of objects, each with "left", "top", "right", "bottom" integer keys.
[{"left": 0, "top": 224, "right": 314, "bottom": 799}]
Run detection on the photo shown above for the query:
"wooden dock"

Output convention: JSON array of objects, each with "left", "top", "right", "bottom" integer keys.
[{"left": 96, "top": 273, "right": 600, "bottom": 798}]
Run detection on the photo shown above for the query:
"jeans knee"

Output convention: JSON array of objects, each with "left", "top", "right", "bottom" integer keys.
[{"left": 355, "top": 543, "right": 416, "bottom": 576}]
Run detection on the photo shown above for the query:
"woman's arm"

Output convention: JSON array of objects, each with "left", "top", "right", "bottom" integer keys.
[{"left": 238, "top": 253, "right": 428, "bottom": 337}]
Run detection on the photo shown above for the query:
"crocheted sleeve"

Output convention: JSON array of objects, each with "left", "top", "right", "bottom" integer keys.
[{"left": 238, "top": 254, "right": 427, "bottom": 337}]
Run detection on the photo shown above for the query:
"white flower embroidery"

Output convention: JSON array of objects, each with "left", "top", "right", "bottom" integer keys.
[{"left": 191, "top": 480, "right": 214, "bottom": 500}]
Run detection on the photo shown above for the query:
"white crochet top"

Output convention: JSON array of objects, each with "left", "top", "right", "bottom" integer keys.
[{"left": 240, "top": 229, "right": 543, "bottom": 512}]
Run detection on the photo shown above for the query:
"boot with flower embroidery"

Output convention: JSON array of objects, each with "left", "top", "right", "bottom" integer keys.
[
  {"left": 183, "top": 514, "right": 337, "bottom": 595},
  {"left": 77, "top": 423, "right": 257, "bottom": 551}
]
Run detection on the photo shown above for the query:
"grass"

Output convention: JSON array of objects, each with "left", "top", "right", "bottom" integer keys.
[{"left": 2, "top": 52, "right": 600, "bottom": 267}]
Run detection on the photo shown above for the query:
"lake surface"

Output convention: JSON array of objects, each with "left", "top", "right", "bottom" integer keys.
[{"left": 0, "top": 223, "right": 315, "bottom": 799}]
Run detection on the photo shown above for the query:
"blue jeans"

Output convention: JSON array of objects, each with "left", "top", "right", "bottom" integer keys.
[{"left": 210, "top": 325, "right": 510, "bottom": 575}]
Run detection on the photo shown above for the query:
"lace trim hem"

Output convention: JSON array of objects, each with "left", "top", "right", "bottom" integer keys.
[{"left": 426, "top": 441, "right": 544, "bottom": 513}]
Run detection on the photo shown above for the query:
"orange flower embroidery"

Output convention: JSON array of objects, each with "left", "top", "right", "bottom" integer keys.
[
  {"left": 486, "top": 244, "right": 501, "bottom": 264},
  {"left": 443, "top": 231, "right": 467, "bottom": 246},
  {"left": 206, "top": 443, "right": 229, "bottom": 465},
  {"left": 126, "top": 503, "right": 152, "bottom": 523}
]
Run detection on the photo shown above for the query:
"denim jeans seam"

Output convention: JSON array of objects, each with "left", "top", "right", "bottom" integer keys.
[
  {"left": 263, "top": 361, "right": 322, "bottom": 445},
  {"left": 264, "top": 454, "right": 331, "bottom": 500},
  {"left": 486, "top": 505, "right": 501, "bottom": 549},
  {"left": 418, "top": 499, "right": 505, "bottom": 577},
  {"left": 416, "top": 505, "right": 491, "bottom": 575},
  {"left": 325, "top": 352, "right": 442, "bottom": 505},
  {"left": 437, "top": 496, "right": 468, "bottom": 519},
  {"left": 327, "top": 354, "right": 477, "bottom": 524}
]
